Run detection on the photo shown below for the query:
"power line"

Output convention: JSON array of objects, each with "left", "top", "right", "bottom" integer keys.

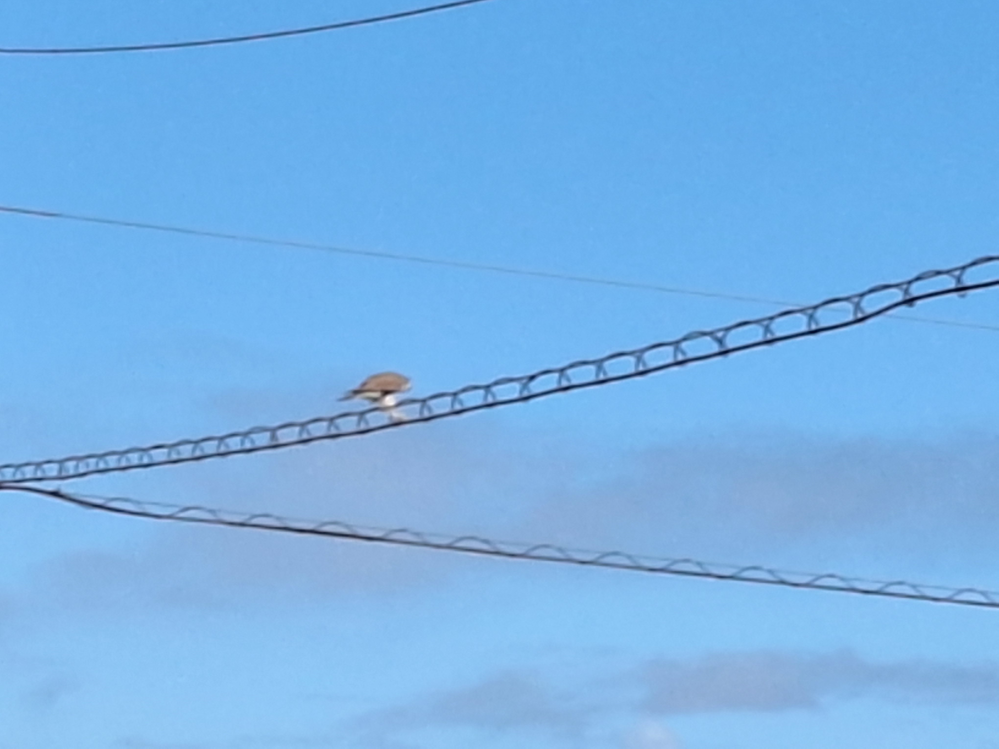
[
  {"left": 2, "top": 202, "right": 998, "bottom": 331},
  {"left": 2, "top": 254, "right": 997, "bottom": 485},
  {"left": 0, "top": 203, "right": 814, "bottom": 306},
  {"left": 0, "top": 0, "right": 493, "bottom": 55},
  {"left": 2, "top": 483, "right": 996, "bottom": 610}
]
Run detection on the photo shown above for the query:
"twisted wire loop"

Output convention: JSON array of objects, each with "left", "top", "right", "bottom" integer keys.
[
  {"left": 3, "top": 255, "right": 998, "bottom": 485},
  {"left": 2, "top": 484, "right": 997, "bottom": 611}
]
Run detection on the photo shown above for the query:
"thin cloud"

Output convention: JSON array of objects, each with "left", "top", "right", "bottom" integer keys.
[
  {"left": 525, "top": 431, "right": 999, "bottom": 571},
  {"left": 19, "top": 674, "right": 80, "bottom": 711},
  {"left": 349, "top": 650, "right": 999, "bottom": 747},
  {"left": 115, "top": 740, "right": 211, "bottom": 749},
  {"left": 622, "top": 722, "right": 681, "bottom": 749},
  {"left": 350, "top": 670, "right": 593, "bottom": 747},
  {"left": 638, "top": 650, "right": 999, "bottom": 715}
]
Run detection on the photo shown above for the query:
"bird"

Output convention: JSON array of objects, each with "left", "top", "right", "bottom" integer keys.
[{"left": 339, "top": 371, "right": 411, "bottom": 422}]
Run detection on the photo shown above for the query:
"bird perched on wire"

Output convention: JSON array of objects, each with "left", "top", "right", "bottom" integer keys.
[{"left": 339, "top": 372, "right": 411, "bottom": 422}]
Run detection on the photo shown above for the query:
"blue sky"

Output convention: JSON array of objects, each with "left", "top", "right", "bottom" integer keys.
[{"left": 2, "top": 1, "right": 999, "bottom": 747}]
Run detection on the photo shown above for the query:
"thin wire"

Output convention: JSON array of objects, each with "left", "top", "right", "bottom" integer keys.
[
  {"left": 2, "top": 483, "right": 997, "bottom": 611},
  {"left": 2, "top": 202, "right": 997, "bottom": 331},
  {"left": 2, "top": 254, "right": 997, "bottom": 484},
  {"left": 0, "top": 0, "right": 494, "bottom": 55},
  {"left": 0, "top": 203, "right": 793, "bottom": 306}
]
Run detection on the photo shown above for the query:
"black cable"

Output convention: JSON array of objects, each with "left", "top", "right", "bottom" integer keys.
[
  {"left": 2, "top": 254, "right": 997, "bottom": 484},
  {"left": 2, "top": 483, "right": 996, "bottom": 611},
  {"left": 0, "top": 0, "right": 494, "bottom": 55}
]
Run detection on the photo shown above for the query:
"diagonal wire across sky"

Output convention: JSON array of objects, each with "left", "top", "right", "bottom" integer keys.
[
  {"left": 3, "top": 202, "right": 999, "bottom": 332},
  {"left": 2, "top": 483, "right": 997, "bottom": 611},
  {"left": 0, "top": 0, "right": 495, "bottom": 55},
  {"left": 2, "top": 254, "right": 998, "bottom": 484}
]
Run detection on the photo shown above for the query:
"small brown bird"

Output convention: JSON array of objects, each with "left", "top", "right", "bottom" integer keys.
[{"left": 339, "top": 371, "right": 411, "bottom": 422}]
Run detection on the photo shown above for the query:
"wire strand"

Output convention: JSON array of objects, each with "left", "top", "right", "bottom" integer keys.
[
  {"left": 0, "top": 0, "right": 494, "bottom": 55},
  {"left": 2, "top": 254, "right": 997, "bottom": 484},
  {"left": 0, "top": 203, "right": 805, "bottom": 306},
  {"left": 2, "top": 483, "right": 996, "bottom": 611},
  {"left": 2, "top": 202, "right": 997, "bottom": 331}
]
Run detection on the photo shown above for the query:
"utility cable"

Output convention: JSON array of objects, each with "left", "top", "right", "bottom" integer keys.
[
  {"left": 2, "top": 202, "right": 996, "bottom": 330},
  {"left": 2, "top": 254, "right": 997, "bottom": 484},
  {"left": 0, "top": 203, "right": 820, "bottom": 306},
  {"left": 0, "top": 0, "right": 493, "bottom": 55},
  {"left": 2, "top": 483, "right": 997, "bottom": 610}
]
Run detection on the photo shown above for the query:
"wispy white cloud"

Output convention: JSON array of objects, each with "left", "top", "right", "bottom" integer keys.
[
  {"left": 115, "top": 739, "right": 211, "bottom": 749},
  {"left": 0, "top": 644, "right": 81, "bottom": 713},
  {"left": 349, "top": 669, "right": 594, "bottom": 748},
  {"left": 19, "top": 673, "right": 80, "bottom": 711},
  {"left": 347, "top": 649, "right": 999, "bottom": 748},
  {"left": 363, "top": 669, "right": 588, "bottom": 732},
  {"left": 524, "top": 431, "right": 999, "bottom": 571},
  {"left": 621, "top": 722, "right": 681, "bottom": 749},
  {"left": 637, "top": 650, "right": 999, "bottom": 715},
  {"left": 116, "top": 734, "right": 343, "bottom": 749}
]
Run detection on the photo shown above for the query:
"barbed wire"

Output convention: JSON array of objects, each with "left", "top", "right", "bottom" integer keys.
[
  {"left": 5, "top": 202, "right": 999, "bottom": 332},
  {"left": 0, "top": 0, "right": 493, "bottom": 55},
  {"left": 2, "top": 483, "right": 997, "bottom": 610},
  {"left": 2, "top": 255, "right": 998, "bottom": 485}
]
